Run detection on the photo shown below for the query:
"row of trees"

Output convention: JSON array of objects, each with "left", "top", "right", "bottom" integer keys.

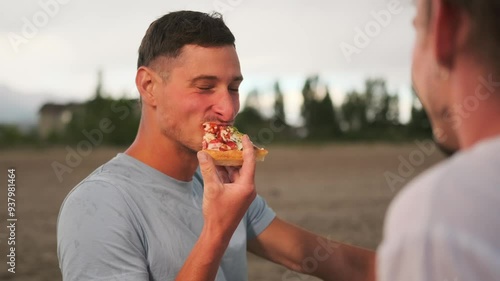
[
  {"left": 236, "top": 75, "right": 431, "bottom": 144},
  {"left": 48, "top": 72, "right": 141, "bottom": 146},
  {"left": 1, "top": 75, "right": 432, "bottom": 147},
  {"left": 0, "top": 72, "right": 141, "bottom": 147}
]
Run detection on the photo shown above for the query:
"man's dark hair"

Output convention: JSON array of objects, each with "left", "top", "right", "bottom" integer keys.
[
  {"left": 426, "top": 0, "right": 500, "bottom": 71},
  {"left": 137, "top": 11, "right": 235, "bottom": 69}
]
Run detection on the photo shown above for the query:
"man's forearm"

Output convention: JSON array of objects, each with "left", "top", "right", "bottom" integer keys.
[
  {"left": 248, "top": 219, "right": 375, "bottom": 281},
  {"left": 314, "top": 239, "right": 376, "bottom": 281},
  {"left": 289, "top": 236, "right": 375, "bottom": 281},
  {"left": 175, "top": 223, "right": 232, "bottom": 281}
]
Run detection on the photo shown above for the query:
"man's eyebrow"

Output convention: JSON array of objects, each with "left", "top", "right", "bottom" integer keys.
[
  {"left": 190, "top": 75, "right": 218, "bottom": 84},
  {"left": 189, "top": 75, "right": 244, "bottom": 85},
  {"left": 232, "top": 76, "right": 244, "bottom": 82}
]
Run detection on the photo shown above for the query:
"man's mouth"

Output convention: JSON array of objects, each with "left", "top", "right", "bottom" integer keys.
[{"left": 202, "top": 121, "right": 234, "bottom": 126}]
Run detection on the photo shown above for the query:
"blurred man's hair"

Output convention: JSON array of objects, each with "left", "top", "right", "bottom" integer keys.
[
  {"left": 137, "top": 11, "right": 235, "bottom": 69},
  {"left": 426, "top": 0, "right": 500, "bottom": 72}
]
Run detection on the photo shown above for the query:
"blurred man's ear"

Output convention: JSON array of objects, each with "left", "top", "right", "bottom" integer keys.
[
  {"left": 433, "top": 0, "right": 465, "bottom": 69},
  {"left": 136, "top": 67, "right": 158, "bottom": 107}
]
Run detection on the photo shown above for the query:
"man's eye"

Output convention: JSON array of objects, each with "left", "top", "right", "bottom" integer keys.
[
  {"left": 198, "top": 86, "right": 214, "bottom": 91},
  {"left": 229, "top": 88, "right": 239, "bottom": 92}
]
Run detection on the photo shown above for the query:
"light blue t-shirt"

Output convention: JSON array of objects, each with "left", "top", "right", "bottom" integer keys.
[{"left": 57, "top": 153, "right": 276, "bottom": 281}]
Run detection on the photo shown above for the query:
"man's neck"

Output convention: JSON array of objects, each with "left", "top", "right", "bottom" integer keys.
[{"left": 125, "top": 125, "right": 199, "bottom": 182}]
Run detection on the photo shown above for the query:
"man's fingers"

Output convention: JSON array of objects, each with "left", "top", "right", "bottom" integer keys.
[
  {"left": 216, "top": 166, "right": 231, "bottom": 183},
  {"left": 197, "top": 151, "right": 222, "bottom": 186},
  {"left": 226, "top": 166, "right": 241, "bottom": 182},
  {"left": 238, "top": 135, "right": 256, "bottom": 184}
]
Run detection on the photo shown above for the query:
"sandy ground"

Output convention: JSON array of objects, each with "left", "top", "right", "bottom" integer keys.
[{"left": 0, "top": 142, "right": 444, "bottom": 281}]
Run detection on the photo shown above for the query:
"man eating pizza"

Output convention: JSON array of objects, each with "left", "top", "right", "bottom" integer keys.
[{"left": 57, "top": 10, "right": 375, "bottom": 281}]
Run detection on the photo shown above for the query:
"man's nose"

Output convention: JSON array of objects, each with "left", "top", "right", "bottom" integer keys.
[{"left": 212, "top": 91, "right": 237, "bottom": 122}]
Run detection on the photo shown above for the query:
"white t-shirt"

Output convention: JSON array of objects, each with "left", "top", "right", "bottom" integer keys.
[{"left": 377, "top": 136, "right": 500, "bottom": 281}]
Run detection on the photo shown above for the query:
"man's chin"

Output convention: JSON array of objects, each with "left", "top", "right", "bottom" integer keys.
[
  {"left": 177, "top": 141, "right": 202, "bottom": 155},
  {"left": 434, "top": 139, "right": 459, "bottom": 157}
]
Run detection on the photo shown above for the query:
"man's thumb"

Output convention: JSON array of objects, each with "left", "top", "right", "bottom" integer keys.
[
  {"left": 197, "top": 151, "right": 209, "bottom": 164},
  {"left": 197, "top": 151, "right": 222, "bottom": 199},
  {"left": 197, "top": 151, "right": 217, "bottom": 181}
]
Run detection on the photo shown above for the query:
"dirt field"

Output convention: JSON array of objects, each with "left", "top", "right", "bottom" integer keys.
[{"left": 0, "top": 143, "right": 444, "bottom": 281}]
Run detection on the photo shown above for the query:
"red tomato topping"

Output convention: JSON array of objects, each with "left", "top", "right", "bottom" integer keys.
[
  {"left": 226, "top": 141, "right": 237, "bottom": 149},
  {"left": 219, "top": 144, "right": 231, "bottom": 151}
]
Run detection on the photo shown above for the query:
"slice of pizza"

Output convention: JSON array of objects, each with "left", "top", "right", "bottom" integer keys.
[{"left": 202, "top": 122, "right": 268, "bottom": 166}]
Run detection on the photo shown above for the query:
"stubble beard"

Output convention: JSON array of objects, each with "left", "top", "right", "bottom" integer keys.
[
  {"left": 160, "top": 119, "right": 202, "bottom": 155},
  {"left": 411, "top": 78, "right": 459, "bottom": 158},
  {"left": 433, "top": 138, "right": 458, "bottom": 157}
]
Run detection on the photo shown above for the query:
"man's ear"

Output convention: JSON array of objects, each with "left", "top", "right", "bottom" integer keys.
[
  {"left": 433, "top": 0, "right": 464, "bottom": 69},
  {"left": 136, "top": 66, "right": 159, "bottom": 107}
]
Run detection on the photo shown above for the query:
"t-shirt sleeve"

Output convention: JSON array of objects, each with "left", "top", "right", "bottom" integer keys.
[
  {"left": 245, "top": 194, "right": 276, "bottom": 240},
  {"left": 57, "top": 180, "right": 149, "bottom": 281}
]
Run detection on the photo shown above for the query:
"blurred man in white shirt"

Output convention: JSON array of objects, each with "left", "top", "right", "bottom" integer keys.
[{"left": 377, "top": 0, "right": 500, "bottom": 280}]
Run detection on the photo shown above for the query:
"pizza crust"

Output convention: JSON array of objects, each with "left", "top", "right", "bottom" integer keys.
[{"left": 203, "top": 148, "right": 269, "bottom": 166}]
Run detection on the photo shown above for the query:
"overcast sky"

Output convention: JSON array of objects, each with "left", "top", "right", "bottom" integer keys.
[{"left": 0, "top": 0, "right": 416, "bottom": 123}]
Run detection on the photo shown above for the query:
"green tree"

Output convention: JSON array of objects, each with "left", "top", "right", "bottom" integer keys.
[
  {"left": 300, "top": 76, "right": 341, "bottom": 140},
  {"left": 235, "top": 89, "right": 267, "bottom": 139},
  {"left": 62, "top": 71, "right": 141, "bottom": 146},
  {"left": 340, "top": 78, "right": 402, "bottom": 140},
  {"left": 106, "top": 98, "right": 141, "bottom": 145},
  {"left": 300, "top": 76, "right": 319, "bottom": 133},
  {"left": 272, "top": 81, "right": 287, "bottom": 129},
  {"left": 318, "top": 88, "right": 341, "bottom": 137},
  {"left": 341, "top": 90, "right": 367, "bottom": 132},
  {"left": 306, "top": 87, "right": 339, "bottom": 139},
  {"left": 364, "top": 78, "right": 399, "bottom": 128},
  {"left": 0, "top": 125, "right": 24, "bottom": 147},
  {"left": 407, "top": 88, "right": 432, "bottom": 138}
]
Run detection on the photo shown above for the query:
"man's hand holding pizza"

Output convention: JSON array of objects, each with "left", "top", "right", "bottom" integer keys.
[{"left": 197, "top": 134, "right": 257, "bottom": 241}]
